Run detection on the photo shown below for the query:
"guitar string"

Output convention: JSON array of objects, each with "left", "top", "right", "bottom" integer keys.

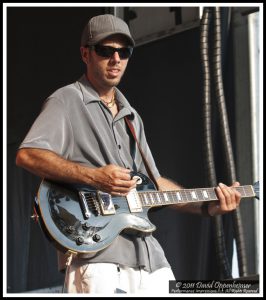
[
  {"left": 83, "top": 186, "right": 252, "bottom": 203},
  {"left": 83, "top": 186, "right": 253, "bottom": 208}
]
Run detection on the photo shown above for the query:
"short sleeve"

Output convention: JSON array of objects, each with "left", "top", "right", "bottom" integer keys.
[{"left": 19, "top": 97, "right": 73, "bottom": 158}]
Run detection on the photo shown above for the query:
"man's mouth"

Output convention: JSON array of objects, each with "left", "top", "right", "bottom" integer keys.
[{"left": 107, "top": 68, "right": 121, "bottom": 76}]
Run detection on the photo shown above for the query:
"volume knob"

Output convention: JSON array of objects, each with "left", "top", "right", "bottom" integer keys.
[
  {"left": 66, "top": 225, "right": 75, "bottom": 234},
  {"left": 82, "top": 222, "right": 90, "bottom": 231},
  {"left": 92, "top": 234, "right": 101, "bottom": 242},
  {"left": 76, "top": 236, "right": 84, "bottom": 245}
]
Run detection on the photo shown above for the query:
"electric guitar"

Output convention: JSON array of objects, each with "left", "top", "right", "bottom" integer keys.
[{"left": 34, "top": 172, "right": 259, "bottom": 254}]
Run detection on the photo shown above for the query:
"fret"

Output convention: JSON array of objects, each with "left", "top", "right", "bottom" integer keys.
[
  {"left": 173, "top": 191, "right": 180, "bottom": 203},
  {"left": 139, "top": 193, "right": 145, "bottom": 206},
  {"left": 248, "top": 186, "right": 255, "bottom": 197},
  {"left": 240, "top": 187, "right": 247, "bottom": 197},
  {"left": 153, "top": 192, "right": 161, "bottom": 204},
  {"left": 188, "top": 191, "right": 193, "bottom": 201},
  {"left": 175, "top": 191, "right": 181, "bottom": 202},
  {"left": 143, "top": 193, "right": 149, "bottom": 205},
  {"left": 191, "top": 190, "right": 198, "bottom": 201},
  {"left": 202, "top": 189, "right": 210, "bottom": 200},
  {"left": 159, "top": 192, "right": 165, "bottom": 204},
  {"left": 208, "top": 188, "right": 218, "bottom": 200},
  {"left": 166, "top": 192, "right": 172, "bottom": 203},
  {"left": 243, "top": 186, "right": 254, "bottom": 197},
  {"left": 140, "top": 193, "right": 149, "bottom": 206},
  {"left": 159, "top": 192, "right": 164, "bottom": 204},
  {"left": 183, "top": 190, "right": 190, "bottom": 201},
  {"left": 167, "top": 192, "right": 175, "bottom": 203},
  {"left": 246, "top": 186, "right": 251, "bottom": 196},
  {"left": 171, "top": 192, "right": 178, "bottom": 203},
  {"left": 152, "top": 192, "right": 159, "bottom": 205},
  {"left": 170, "top": 191, "right": 179, "bottom": 203},
  {"left": 156, "top": 193, "right": 161, "bottom": 203},
  {"left": 196, "top": 189, "right": 204, "bottom": 201},
  {"left": 246, "top": 186, "right": 253, "bottom": 197},
  {"left": 180, "top": 190, "right": 188, "bottom": 202},
  {"left": 163, "top": 192, "right": 170, "bottom": 202},
  {"left": 155, "top": 192, "right": 161, "bottom": 203},
  {"left": 185, "top": 190, "right": 193, "bottom": 202},
  {"left": 158, "top": 193, "right": 164, "bottom": 203},
  {"left": 139, "top": 193, "right": 144, "bottom": 205},
  {"left": 248, "top": 186, "right": 254, "bottom": 197},
  {"left": 148, "top": 192, "right": 154, "bottom": 204}
]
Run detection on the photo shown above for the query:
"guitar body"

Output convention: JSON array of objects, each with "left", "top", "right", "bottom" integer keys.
[{"left": 36, "top": 172, "right": 156, "bottom": 254}]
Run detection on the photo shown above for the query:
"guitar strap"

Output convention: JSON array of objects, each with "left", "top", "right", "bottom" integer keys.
[{"left": 125, "top": 116, "right": 159, "bottom": 190}]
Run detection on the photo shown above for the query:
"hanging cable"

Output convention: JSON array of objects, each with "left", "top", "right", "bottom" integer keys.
[
  {"left": 200, "top": 7, "right": 232, "bottom": 279},
  {"left": 212, "top": 7, "right": 248, "bottom": 277},
  {"left": 200, "top": 8, "right": 216, "bottom": 183}
]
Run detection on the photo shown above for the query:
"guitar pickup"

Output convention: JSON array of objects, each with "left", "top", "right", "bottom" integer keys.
[
  {"left": 126, "top": 189, "right": 143, "bottom": 213},
  {"left": 97, "top": 191, "right": 116, "bottom": 215}
]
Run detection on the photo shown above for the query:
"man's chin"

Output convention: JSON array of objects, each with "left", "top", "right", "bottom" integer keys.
[{"left": 105, "top": 78, "right": 121, "bottom": 87}]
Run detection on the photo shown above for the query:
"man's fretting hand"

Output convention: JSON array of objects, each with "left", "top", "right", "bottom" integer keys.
[{"left": 208, "top": 182, "right": 242, "bottom": 216}]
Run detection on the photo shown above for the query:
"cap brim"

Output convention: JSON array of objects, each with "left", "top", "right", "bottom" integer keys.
[{"left": 87, "top": 32, "right": 135, "bottom": 47}]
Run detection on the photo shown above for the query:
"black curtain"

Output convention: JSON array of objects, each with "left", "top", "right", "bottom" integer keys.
[{"left": 6, "top": 7, "right": 254, "bottom": 292}]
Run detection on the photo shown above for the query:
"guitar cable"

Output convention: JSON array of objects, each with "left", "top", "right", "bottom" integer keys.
[
  {"left": 200, "top": 6, "right": 248, "bottom": 279},
  {"left": 200, "top": 7, "right": 233, "bottom": 279},
  {"left": 212, "top": 6, "right": 248, "bottom": 277}
]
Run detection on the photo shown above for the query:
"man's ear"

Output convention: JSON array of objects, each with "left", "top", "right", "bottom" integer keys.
[{"left": 80, "top": 46, "right": 89, "bottom": 64}]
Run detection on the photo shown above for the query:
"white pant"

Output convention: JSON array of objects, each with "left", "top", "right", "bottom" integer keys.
[{"left": 64, "top": 262, "right": 175, "bottom": 294}]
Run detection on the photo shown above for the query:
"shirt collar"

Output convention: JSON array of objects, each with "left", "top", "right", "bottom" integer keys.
[{"left": 77, "top": 74, "right": 135, "bottom": 119}]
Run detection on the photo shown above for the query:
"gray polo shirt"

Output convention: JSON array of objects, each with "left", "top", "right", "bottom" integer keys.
[{"left": 19, "top": 74, "right": 171, "bottom": 272}]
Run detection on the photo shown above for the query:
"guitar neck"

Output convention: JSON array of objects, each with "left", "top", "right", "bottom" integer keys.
[{"left": 138, "top": 185, "right": 255, "bottom": 208}]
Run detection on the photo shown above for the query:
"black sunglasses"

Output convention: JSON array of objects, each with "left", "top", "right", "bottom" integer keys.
[{"left": 88, "top": 44, "right": 133, "bottom": 59}]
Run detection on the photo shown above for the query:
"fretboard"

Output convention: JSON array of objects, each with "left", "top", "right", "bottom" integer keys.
[{"left": 138, "top": 185, "right": 255, "bottom": 208}]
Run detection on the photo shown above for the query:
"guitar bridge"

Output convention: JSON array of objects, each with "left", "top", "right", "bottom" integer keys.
[
  {"left": 78, "top": 191, "right": 92, "bottom": 219},
  {"left": 97, "top": 191, "right": 116, "bottom": 215},
  {"left": 78, "top": 191, "right": 101, "bottom": 218}
]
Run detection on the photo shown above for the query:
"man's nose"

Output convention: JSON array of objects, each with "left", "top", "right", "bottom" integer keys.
[{"left": 111, "top": 51, "right": 121, "bottom": 62}]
